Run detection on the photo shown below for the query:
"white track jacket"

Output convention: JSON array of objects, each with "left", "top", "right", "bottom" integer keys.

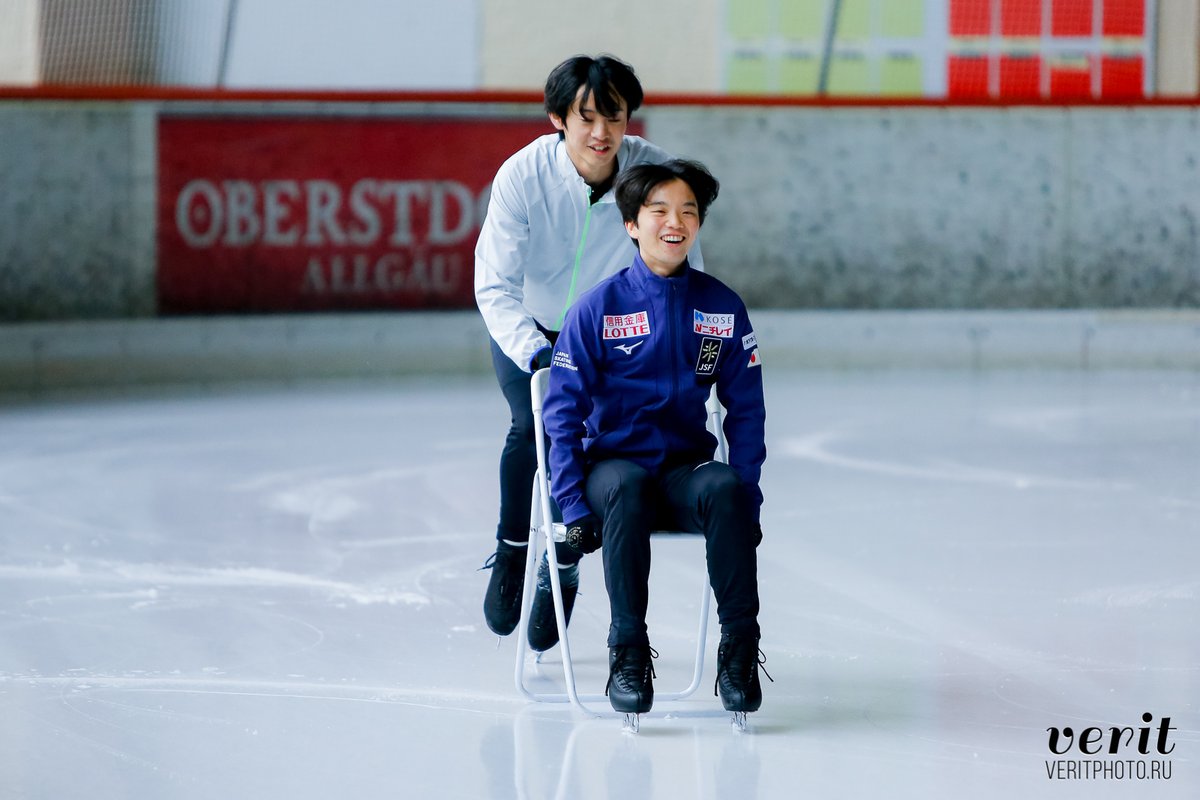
[{"left": 474, "top": 133, "right": 704, "bottom": 371}]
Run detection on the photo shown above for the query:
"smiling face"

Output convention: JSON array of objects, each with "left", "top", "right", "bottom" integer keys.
[
  {"left": 549, "top": 85, "right": 629, "bottom": 185},
  {"left": 624, "top": 178, "right": 700, "bottom": 278}
]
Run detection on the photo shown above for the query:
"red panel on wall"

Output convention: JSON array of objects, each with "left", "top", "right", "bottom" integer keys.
[
  {"left": 1049, "top": 59, "right": 1094, "bottom": 99},
  {"left": 1101, "top": 55, "right": 1144, "bottom": 98},
  {"left": 999, "top": 55, "right": 1042, "bottom": 99},
  {"left": 1001, "top": 0, "right": 1042, "bottom": 35},
  {"left": 157, "top": 117, "right": 559, "bottom": 314},
  {"left": 948, "top": 55, "right": 991, "bottom": 98},
  {"left": 1102, "top": 0, "right": 1145, "bottom": 36},
  {"left": 1051, "top": 0, "right": 1094, "bottom": 36},
  {"left": 950, "top": 0, "right": 993, "bottom": 36}
]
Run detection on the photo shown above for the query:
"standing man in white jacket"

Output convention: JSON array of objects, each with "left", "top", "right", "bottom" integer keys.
[{"left": 475, "top": 54, "right": 703, "bottom": 650}]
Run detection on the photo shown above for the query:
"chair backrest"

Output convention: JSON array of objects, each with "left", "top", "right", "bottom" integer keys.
[
  {"left": 531, "top": 368, "right": 726, "bottom": 463},
  {"left": 531, "top": 367, "right": 551, "bottom": 415}
]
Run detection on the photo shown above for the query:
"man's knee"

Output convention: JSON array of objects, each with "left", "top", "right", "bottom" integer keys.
[
  {"left": 693, "top": 462, "right": 748, "bottom": 507},
  {"left": 508, "top": 410, "right": 537, "bottom": 441},
  {"left": 587, "top": 460, "right": 653, "bottom": 515}
]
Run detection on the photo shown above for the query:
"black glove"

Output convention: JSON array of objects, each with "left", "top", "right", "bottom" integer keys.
[
  {"left": 751, "top": 522, "right": 763, "bottom": 547},
  {"left": 564, "top": 514, "right": 602, "bottom": 555},
  {"left": 530, "top": 346, "right": 553, "bottom": 371}
]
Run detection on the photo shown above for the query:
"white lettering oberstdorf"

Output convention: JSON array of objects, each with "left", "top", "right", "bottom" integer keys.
[{"left": 175, "top": 178, "right": 488, "bottom": 249}]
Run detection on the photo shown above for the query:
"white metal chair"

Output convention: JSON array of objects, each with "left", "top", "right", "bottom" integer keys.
[{"left": 514, "top": 368, "right": 728, "bottom": 730}]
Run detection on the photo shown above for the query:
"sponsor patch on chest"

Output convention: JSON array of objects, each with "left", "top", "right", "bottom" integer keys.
[
  {"left": 693, "top": 310, "right": 735, "bottom": 338},
  {"left": 603, "top": 311, "right": 651, "bottom": 340},
  {"left": 695, "top": 336, "right": 722, "bottom": 376}
]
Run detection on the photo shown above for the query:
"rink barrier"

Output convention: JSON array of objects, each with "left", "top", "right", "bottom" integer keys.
[
  {"left": 3, "top": 101, "right": 1200, "bottom": 320},
  {"left": 0, "top": 309, "right": 1196, "bottom": 395}
]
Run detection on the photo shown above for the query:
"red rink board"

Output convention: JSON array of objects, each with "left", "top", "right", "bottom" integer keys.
[{"left": 157, "top": 117, "right": 554, "bottom": 313}]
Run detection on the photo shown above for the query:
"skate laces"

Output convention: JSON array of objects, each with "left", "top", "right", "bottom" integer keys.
[
  {"left": 755, "top": 649, "right": 774, "bottom": 683},
  {"left": 480, "top": 546, "right": 524, "bottom": 595},
  {"left": 480, "top": 544, "right": 521, "bottom": 572},
  {"left": 606, "top": 645, "right": 657, "bottom": 695},
  {"left": 535, "top": 553, "right": 579, "bottom": 591},
  {"left": 715, "top": 638, "right": 774, "bottom": 695}
]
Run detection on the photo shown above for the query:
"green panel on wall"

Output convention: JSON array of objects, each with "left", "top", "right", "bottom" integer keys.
[
  {"left": 780, "top": 0, "right": 828, "bottom": 39},
  {"left": 780, "top": 54, "right": 821, "bottom": 93},
  {"left": 827, "top": 54, "right": 871, "bottom": 93},
  {"left": 881, "top": 0, "right": 926, "bottom": 37},
  {"left": 727, "top": 54, "right": 770, "bottom": 92},
  {"left": 728, "top": 0, "right": 772, "bottom": 39},
  {"left": 836, "top": 0, "right": 871, "bottom": 39},
  {"left": 880, "top": 54, "right": 923, "bottom": 94}
]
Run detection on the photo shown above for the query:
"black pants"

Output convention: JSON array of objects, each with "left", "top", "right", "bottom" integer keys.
[
  {"left": 585, "top": 459, "right": 760, "bottom": 647},
  {"left": 489, "top": 335, "right": 558, "bottom": 544}
]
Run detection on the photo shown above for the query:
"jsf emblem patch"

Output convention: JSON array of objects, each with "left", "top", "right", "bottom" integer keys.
[
  {"left": 695, "top": 336, "right": 722, "bottom": 376},
  {"left": 693, "top": 310, "right": 735, "bottom": 338},
  {"left": 604, "top": 311, "right": 651, "bottom": 340}
]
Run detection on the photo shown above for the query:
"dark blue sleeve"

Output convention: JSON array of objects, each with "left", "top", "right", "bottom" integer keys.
[
  {"left": 716, "top": 299, "right": 766, "bottom": 521},
  {"left": 543, "top": 299, "right": 602, "bottom": 525}
]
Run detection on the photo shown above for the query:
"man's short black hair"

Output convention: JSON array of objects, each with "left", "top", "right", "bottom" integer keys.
[
  {"left": 615, "top": 159, "right": 720, "bottom": 226},
  {"left": 544, "top": 55, "right": 644, "bottom": 121}
]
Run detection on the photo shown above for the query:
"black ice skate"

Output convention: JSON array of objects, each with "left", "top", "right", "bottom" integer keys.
[
  {"left": 481, "top": 541, "right": 526, "bottom": 637},
  {"left": 526, "top": 553, "right": 578, "bottom": 652},
  {"left": 606, "top": 644, "right": 656, "bottom": 733},
  {"left": 715, "top": 634, "right": 773, "bottom": 732}
]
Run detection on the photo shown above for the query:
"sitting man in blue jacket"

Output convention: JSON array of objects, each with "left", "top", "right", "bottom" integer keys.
[{"left": 542, "top": 159, "right": 769, "bottom": 720}]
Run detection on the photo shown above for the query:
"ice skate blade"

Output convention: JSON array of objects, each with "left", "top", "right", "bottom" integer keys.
[
  {"left": 731, "top": 711, "right": 749, "bottom": 733},
  {"left": 622, "top": 713, "right": 640, "bottom": 734}
]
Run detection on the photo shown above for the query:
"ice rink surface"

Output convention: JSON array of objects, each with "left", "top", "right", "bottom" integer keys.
[{"left": 1, "top": 368, "right": 1196, "bottom": 799}]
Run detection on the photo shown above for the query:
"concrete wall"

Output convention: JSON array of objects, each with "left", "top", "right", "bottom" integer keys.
[
  {"left": 657, "top": 106, "right": 1200, "bottom": 309},
  {"left": 0, "top": 102, "right": 157, "bottom": 321},
  {"left": 1, "top": 310, "right": 1197, "bottom": 396},
  {"left": 0, "top": 100, "right": 1198, "bottom": 323}
]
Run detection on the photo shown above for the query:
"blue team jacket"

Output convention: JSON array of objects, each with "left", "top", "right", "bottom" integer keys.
[{"left": 544, "top": 252, "right": 766, "bottom": 526}]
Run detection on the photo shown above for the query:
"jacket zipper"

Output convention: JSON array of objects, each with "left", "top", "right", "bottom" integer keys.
[
  {"left": 667, "top": 280, "right": 679, "bottom": 408},
  {"left": 556, "top": 185, "right": 594, "bottom": 329}
]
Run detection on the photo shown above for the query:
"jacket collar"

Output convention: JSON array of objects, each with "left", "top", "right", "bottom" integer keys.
[
  {"left": 630, "top": 251, "right": 691, "bottom": 290},
  {"left": 553, "top": 135, "right": 627, "bottom": 202}
]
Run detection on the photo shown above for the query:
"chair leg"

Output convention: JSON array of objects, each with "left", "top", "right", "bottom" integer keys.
[
  {"left": 542, "top": 527, "right": 586, "bottom": 709},
  {"left": 516, "top": 380, "right": 718, "bottom": 720},
  {"left": 514, "top": 470, "right": 602, "bottom": 715},
  {"left": 513, "top": 480, "right": 542, "bottom": 699},
  {"left": 645, "top": 540, "right": 711, "bottom": 702},
  {"left": 516, "top": 527, "right": 713, "bottom": 710}
]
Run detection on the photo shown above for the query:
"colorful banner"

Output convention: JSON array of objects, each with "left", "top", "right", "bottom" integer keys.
[{"left": 157, "top": 116, "right": 553, "bottom": 313}]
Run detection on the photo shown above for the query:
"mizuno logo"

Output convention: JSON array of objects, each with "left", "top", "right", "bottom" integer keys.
[{"left": 613, "top": 340, "right": 645, "bottom": 355}]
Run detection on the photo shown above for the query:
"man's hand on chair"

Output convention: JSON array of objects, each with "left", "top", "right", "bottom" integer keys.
[
  {"left": 564, "top": 515, "right": 602, "bottom": 555},
  {"left": 530, "top": 346, "right": 553, "bottom": 371}
]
